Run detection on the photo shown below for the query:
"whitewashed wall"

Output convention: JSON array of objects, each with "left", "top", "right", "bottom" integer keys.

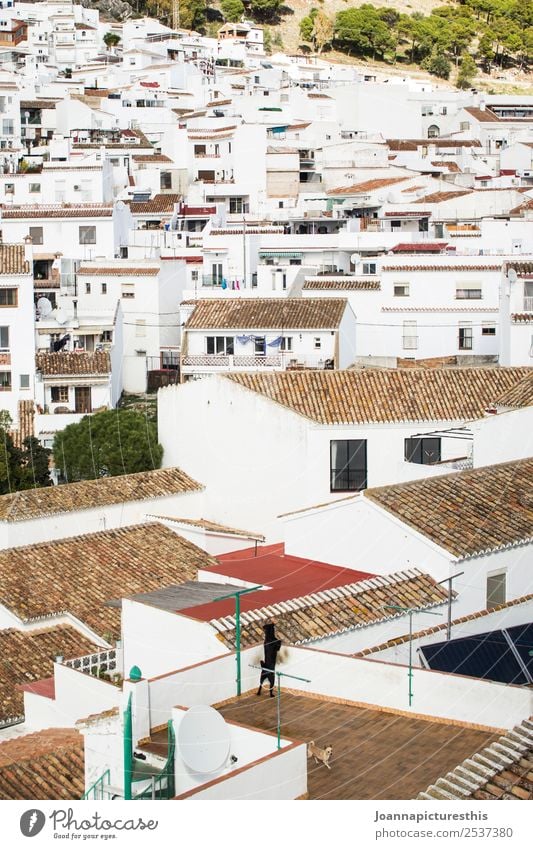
[{"left": 471, "top": 407, "right": 533, "bottom": 467}]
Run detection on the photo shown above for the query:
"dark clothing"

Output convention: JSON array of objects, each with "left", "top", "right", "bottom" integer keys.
[{"left": 257, "top": 625, "right": 282, "bottom": 696}]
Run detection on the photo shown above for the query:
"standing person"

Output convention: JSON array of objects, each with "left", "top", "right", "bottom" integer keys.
[{"left": 257, "top": 622, "right": 282, "bottom": 697}]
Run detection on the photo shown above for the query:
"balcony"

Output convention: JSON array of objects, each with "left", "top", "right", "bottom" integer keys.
[
  {"left": 524, "top": 296, "right": 533, "bottom": 311},
  {"left": 181, "top": 354, "right": 282, "bottom": 370}
]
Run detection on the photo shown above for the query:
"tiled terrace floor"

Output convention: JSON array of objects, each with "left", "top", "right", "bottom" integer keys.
[{"left": 218, "top": 692, "right": 499, "bottom": 800}]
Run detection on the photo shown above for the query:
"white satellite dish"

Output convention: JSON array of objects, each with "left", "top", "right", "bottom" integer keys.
[
  {"left": 386, "top": 191, "right": 397, "bottom": 203},
  {"left": 37, "top": 297, "right": 53, "bottom": 317},
  {"left": 178, "top": 705, "right": 230, "bottom": 775},
  {"left": 350, "top": 253, "right": 361, "bottom": 266},
  {"left": 54, "top": 309, "right": 68, "bottom": 325},
  {"left": 507, "top": 267, "right": 518, "bottom": 284}
]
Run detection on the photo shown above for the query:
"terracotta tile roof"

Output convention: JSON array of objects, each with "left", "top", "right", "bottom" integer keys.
[
  {"left": 510, "top": 198, "right": 533, "bottom": 215},
  {"left": 493, "top": 372, "right": 533, "bottom": 408},
  {"left": 303, "top": 278, "right": 380, "bottom": 291},
  {"left": 153, "top": 516, "right": 265, "bottom": 541},
  {"left": 356, "top": 593, "right": 533, "bottom": 656},
  {"left": 227, "top": 367, "right": 530, "bottom": 425},
  {"left": 20, "top": 99, "right": 59, "bottom": 110},
  {"left": 1, "top": 204, "right": 113, "bottom": 219},
  {"left": 0, "top": 626, "right": 98, "bottom": 724},
  {"left": 185, "top": 297, "right": 348, "bottom": 330},
  {"left": 431, "top": 161, "right": 461, "bottom": 173},
  {"left": 209, "top": 568, "right": 449, "bottom": 650},
  {"left": 327, "top": 176, "right": 410, "bottom": 196},
  {"left": 127, "top": 193, "right": 180, "bottom": 214},
  {"left": 76, "top": 265, "right": 160, "bottom": 276},
  {"left": 392, "top": 242, "right": 448, "bottom": 253},
  {"left": 464, "top": 106, "right": 501, "bottom": 123},
  {"left": 0, "top": 244, "right": 30, "bottom": 275},
  {"left": 414, "top": 190, "right": 471, "bottom": 203},
  {"left": 418, "top": 718, "right": 533, "bottom": 800},
  {"left": 36, "top": 351, "right": 111, "bottom": 376},
  {"left": 0, "top": 467, "right": 202, "bottom": 522},
  {"left": 0, "top": 728, "right": 84, "bottom": 800},
  {"left": 382, "top": 265, "right": 501, "bottom": 272},
  {"left": 366, "top": 457, "right": 533, "bottom": 559},
  {"left": 0, "top": 523, "right": 217, "bottom": 638},
  {"left": 512, "top": 313, "right": 533, "bottom": 323},
  {"left": 384, "top": 210, "right": 431, "bottom": 217},
  {"left": 387, "top": 139, "right": 481, "bottom": 150},
  {"left": 132, "top": 154, "right": 173, "bottom": 163}
]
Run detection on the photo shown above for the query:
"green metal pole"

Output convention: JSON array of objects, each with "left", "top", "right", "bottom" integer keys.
[
  {"left": 235, "top": 593, "right": 241, "bottom": 696},
  {"left": 276, "top": 672, "right": 281, "bottom": 750},
  {"left": 123, "top": 694, "right": 132, "bottom": 800}
]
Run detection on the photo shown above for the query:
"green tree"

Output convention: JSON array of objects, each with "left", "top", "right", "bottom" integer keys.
[
  {"left": 249, "top": 0, "right": 282, "bottom": 24},
  {"left": 103, "top": 32, "right": 121, "bottom": 49},
  {"left": 422, "top": 48, "right": 452, "bottom": 78},
  {"left": 53, "top": 409, "right": 163, "bottom": 482},
  {"left": 0, "top": 413, "right": 51, "bottom": 494},
  {"left": 220, "top": 0, "right": 244, "bottom": 22},
  {"left": 313, "top": 10, "right": 334, "bottom": 54},
  {"left": 456, "top": 52, "right": 478, "bottom": 87},
  {"left": 300, "top": 13, "right": 316, "bottom": 45},
  {"left": 263, "top": 26, "right": 273, "bottom": 53},
  {"left": 334, "top": 6, "right": 396, "bottom": 59}
]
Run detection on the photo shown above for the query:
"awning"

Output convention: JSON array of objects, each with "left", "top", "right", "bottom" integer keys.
[{"left": 259, "top": 251, "right": 303, "bottom": 258}]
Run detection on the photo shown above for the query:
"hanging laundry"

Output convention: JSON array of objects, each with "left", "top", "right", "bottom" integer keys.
[{"left": 221, "top": 278, "right": 228, "bottom": 290}]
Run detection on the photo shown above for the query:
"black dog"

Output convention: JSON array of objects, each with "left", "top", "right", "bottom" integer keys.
[{"left": 257, "top": 622, "right": 282, "bottom": 698}]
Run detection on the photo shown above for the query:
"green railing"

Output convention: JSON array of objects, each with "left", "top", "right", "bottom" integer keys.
[
  {"left": 133, "top": 721, "right": 175, "bottom": 800},
  {"left": 82, "top": 769, "right": 110, "bottom": 800}
]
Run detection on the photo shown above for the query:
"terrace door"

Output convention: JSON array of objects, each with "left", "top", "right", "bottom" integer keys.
[{"left": 75, "top": 386, "right": 92, "bottom": 414}]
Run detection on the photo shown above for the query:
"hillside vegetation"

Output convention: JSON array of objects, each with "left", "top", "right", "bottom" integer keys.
[{"left": 142, "top": 0, "right": 532, "bottom": 84}]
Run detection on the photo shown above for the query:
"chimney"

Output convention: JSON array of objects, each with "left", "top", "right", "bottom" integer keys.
[{"left": 23, "top": 234, "right": 33, "bottom": 266}]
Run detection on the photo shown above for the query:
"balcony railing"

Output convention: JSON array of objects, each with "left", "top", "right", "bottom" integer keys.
[
  {"left": 64, "top": 647, "right": 122, "bottom": 680},
  {"left": 524, "top": 296, "right": 533, "bottom": 311},
  {"left": 182, "top": 354, "right": 282, "bottom": 368}
]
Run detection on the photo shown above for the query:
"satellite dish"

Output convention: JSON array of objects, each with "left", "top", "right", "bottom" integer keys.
[
  {"left": 350, "top": 253, "right": 361, "bottom": 266},
  {"left": 178, "top": 705, "right": 230, "bottom": 774},
  {"left": 507, "top": 268, "right": 518, "bottom": 284},
  {"left": 37, "top": 297, "right": 52, "bottom": 317},
  {"left": 54, "top": 309, "right": 68, "bottom": 325},
  {"left": 387, "top": 192, "right": 397, "bottom": 203}
]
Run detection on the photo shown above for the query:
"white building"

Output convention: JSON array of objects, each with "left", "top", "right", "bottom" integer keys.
[{"left": 0, "top": 241, "right": 36, "bottom": 419}]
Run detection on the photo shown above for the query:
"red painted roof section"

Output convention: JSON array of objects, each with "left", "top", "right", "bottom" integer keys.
[
  {"left": 181, "top": 543, "right": 374, "bottom": 621},
  {"left": 392, "top": 242, "right": 448, "bottom": 254},
  {"left": 18, "top": 677, "right": 56, "bottom": 700}
]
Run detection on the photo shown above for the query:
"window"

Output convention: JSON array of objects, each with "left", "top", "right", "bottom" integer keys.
[
  {"left": 486, "top": 572, "right": 506, "bottom": 609},
  {"left": 20, "top": 373, "right": 30, "bottom": 389},
  {"left": 51, "top": 386, "right": 69, "bottom": 403},
  {"left": 460, "top": 121, "right": 470, "bottom": 131},
  {"left": 79, "top": 225, "right": 96, "bottom": 245},
  {"left": 2, "top": 119, "right": 13, "bottom": 136},
  {"left": 229, "top": 197, "right": 244, "bottom": 214},
  {"left": 456, "top": 287, "right": 482, "bottom": 299},
  {"left": 459, "top": 323, "right": 473, "bottom": 350},
  {"left": 101, "top": 282, "right": 107, "bottom": 294},
  {"left": 194, "top": 144, "right": 206, "bottom": 156},
  {"left": 0, "top": 326, "right": 8, "bottom": 349},
  {"left": 160, "top": 172, "right": 172, "bottom": 190},
  {"left": 0, "top": 371, "right": 11, "bottom": 390},
  {"left": 135, "top": 319, "right": 146, "bottom": 337},
  {"left": 0, "top": 288, "right": 17, "bottom": 307},
  {"left": 280, "top": 337, "right": 293, "bottom": 352},
  {"left": 289, "top": 258, "right": 301, "bottom": 266},
  {"left": 402, "top": 320, "right": 418, "bottom": 350},
  {"left": 29, "top": 226, "right": 43, "bottom": 245},
  {"left": 4, "top": 182, "right": 14, "bottom": 195},
  {"left": 330, "top": 440, "right": 367, "bottom": 492},
  {"left": 191, "top": 269, "right": 199, "bottom": 282},
  {"left": 394, "top": 284, "right": 409, "bottom": 297},
  {"left": 362, "top": 262, "right": 377, "bottom": 275},
  {"left": 85, "top": 281, "right": 91, "bottom": 294},
  {"left": 427, "top": 124, "right": 440, "bottom": 138},
  {"left": 29, "top": 183, "right": 41, "bottom": 193},
  {"left": 390, "top": 220, "right": 402, "bottom": 229},
  {"left": 122, "top": 290, "right": 135, "bottom": 299},
  {"left": 314, "top": 337, "right": 322, "bottom": 350},
  {"left": 482, "top": 324, "right": 496, "bottom": 336},
  {"left": 404, "top": 437, "right": 441, "bottom": 465},
  {"left": 254, "top": 336, "right": 265, "bottom": 356},
  {"left": 206, "top": 336, "right": 234, "bottom": 355}
]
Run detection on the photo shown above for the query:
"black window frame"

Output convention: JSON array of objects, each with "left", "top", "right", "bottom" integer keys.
[
  {"left": 404, "top": 436, "right": 441, "bottom": 465},
  {"left": 330, "top": 439, "right": 367, "bottom": 492}
]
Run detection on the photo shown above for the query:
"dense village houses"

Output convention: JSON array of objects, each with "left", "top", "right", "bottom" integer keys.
[{"left": 0, "top": 0, "right": 531, "bottom": 807}]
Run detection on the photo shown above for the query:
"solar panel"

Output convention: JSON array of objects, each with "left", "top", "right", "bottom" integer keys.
[{"left": 419, "top": 625, "right": 532, "bottom": 685}]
